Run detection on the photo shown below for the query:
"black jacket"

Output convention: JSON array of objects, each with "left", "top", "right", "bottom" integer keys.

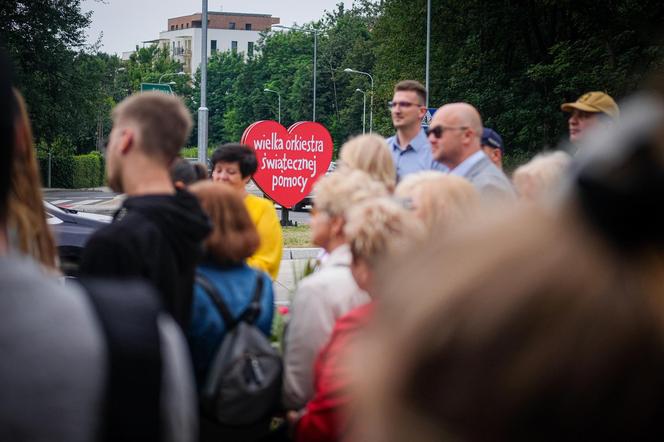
[{"left": 80, "top": 189, "right": 211, "bottom": 328}]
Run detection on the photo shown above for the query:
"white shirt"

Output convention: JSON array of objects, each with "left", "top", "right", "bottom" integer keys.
[{"left": 282, "top": 244, "right": 370, "bottom": 410}]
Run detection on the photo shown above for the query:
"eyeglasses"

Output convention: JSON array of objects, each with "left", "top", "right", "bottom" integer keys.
[
  {"left": 425, "top": 125, "right": 468, "bottom": 139},
  {"left": 388, "top": 101, "right": 423, "bottom": 109}
]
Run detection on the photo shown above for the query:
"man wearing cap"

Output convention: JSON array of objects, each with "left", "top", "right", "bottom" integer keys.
[
  {"left": 481, "top": 128, "right": 504, "bottom": 170},
  {"left": 561, "top": 91, "right": 620, "bottom": 144}
]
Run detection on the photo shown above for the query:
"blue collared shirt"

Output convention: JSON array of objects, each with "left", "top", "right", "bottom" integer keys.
[
  {"left": 450, "top": 149, "right": 486, "bottom": 177},
  {"left": 386, "top": 128, "right": 448, "bottom": 181}
]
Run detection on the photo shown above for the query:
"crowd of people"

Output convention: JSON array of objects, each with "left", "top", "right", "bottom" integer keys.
[{"left": 2, "top": 43, "right": 664, "bottom": 442}]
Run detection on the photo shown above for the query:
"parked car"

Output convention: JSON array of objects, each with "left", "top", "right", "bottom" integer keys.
[{"left": 44, "top": 201, "right": 111, "bottom": 276}]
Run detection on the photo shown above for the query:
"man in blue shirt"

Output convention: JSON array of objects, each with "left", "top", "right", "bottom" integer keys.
[{"left": 386, "top": 80, "right": 447, "bottom": 181}]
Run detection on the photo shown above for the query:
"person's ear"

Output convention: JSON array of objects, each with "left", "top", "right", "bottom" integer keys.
[
  {"left": 330, "top": 216, "right": 345, "bottom": 237},
  {"left": 119, "top": 128, "right": 134, "bottom": 155},
  {"left": 174, "top": 180, "right": 186, "bottom": 190}
]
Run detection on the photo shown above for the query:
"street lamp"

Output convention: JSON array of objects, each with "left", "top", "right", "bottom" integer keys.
[
  {"left": 272, "top": 24, "right": 321, "bottom": 122},
  {"left": 344, "top": 68, "right": 374, "bottom": 133},
  {"left": 264, "top": 88, "right": 281, "bottom": 124},
  {"left": 355, "top": 88, "right": 366, "bottom": 134},
  {"left": 158, "top": 71, "right": 186, "bottom": 84}
]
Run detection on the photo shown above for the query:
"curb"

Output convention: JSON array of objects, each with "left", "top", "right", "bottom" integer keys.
[{"left": 282, "top": 248, "right": 321, "bottom": 260}]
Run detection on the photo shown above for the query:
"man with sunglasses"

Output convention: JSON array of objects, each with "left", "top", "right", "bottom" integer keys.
[
  {"left": 386, "top": 80, "right": 447, "bottom": 181},
  {"left": 427, "top": 103, "right": 515, "bottom": 201}
]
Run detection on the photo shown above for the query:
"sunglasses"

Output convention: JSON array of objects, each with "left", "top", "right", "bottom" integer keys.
[
  {"left": 425, "top": 125, "right": 468, "bottom": 139},
  {"left": 388, "top": 101, "right": 423, "bottom": 109}
]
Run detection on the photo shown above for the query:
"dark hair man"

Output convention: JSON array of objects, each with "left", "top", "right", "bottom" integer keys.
[
  {"left": 210, "top": 143, "right": 283, "bottom": 279},
  {"left": 386, "top": 80, "right": 447, "bottom": 181},
  {"left": 80, "top": 92, "right": 211, "bottom": 329},
  {"left": 427, "top": 102, "right": 515, "bottom": 201},
  {"left": 561, "top": 91, "right": 619, "bottom": 144},
  {"left": 481, "top": 128, "right": 504, "bottom": 170},
  {"left": 0, "top": 52, "right": 196, "bottom": 441}
]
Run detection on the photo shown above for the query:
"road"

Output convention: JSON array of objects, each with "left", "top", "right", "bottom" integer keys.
[{"left": 43, "top": 186, "right": 312, "bottom": 224}]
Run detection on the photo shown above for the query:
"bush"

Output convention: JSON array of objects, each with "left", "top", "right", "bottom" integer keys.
[
  {"left": 181, "top": 146, "right": 215, "bottom": 159},
  {"left": 72, "top": 153, "right": 104, "bottom": 188},
  {"left": 38, "top": 151, "right": 105, "bottom": 188}
]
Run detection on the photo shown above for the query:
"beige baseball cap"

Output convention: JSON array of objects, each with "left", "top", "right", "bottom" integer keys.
[{"left": 561, "top": 91, "right": 620, "bottom": 119}]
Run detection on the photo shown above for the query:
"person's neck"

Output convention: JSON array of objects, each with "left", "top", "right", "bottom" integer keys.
[
  {"left": 396, "top": 124, "right": 422, "bottom": 149},
  {"left": 122, "top": 158, "right": 175, "bottom": 196},
  {"left": 325, "top": 236, "right": 346, "bottom": 254},
  {"left": 445, "top": 147, "right": 480, "bottom": 170}
]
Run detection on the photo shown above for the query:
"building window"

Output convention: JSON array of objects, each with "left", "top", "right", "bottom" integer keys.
[
  {"left": 170, "top": 25, "right": 174, "bottom": 31},
  {"left": 245, "top": 23, "right": 252, "bottom": 31},
  {"left": 211, "top": 40, "right": 217, "bottom": 53},
  {"left": 229, "top": 22, "right": 236, "bottom": 30},
  {"left": 186, "top": 23, "right": 189, "bottom": 28},
  {"left": 248, "top": 41, "right": 254, "bottom": 57},
  {"left": 231, "top": 41, "right": 238, "bottom": 53}
]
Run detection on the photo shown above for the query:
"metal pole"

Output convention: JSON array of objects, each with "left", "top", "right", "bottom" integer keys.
[
  {"left": 362, "top": 92, "right": 366, "bottom": 134},
  {"left": 278, "top": 93, "right": 281, "bottom": 124},
  {"left": 313, "top": 31, "right": 317, "bottom": 122},
  {"left": 197, "top": 0, "right": 209, "bottom": 165},
  {"left": 369, "top": 76, "right": 374, "bottom": 133},
  {"left": 48, "top": 151, "right": 52, "bottom": 188},
  {"left": 425, "top": 0, "right": 431, "bottom": 108}
]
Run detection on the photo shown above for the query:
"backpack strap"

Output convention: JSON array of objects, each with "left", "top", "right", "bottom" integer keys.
[
  {"left": 195, "top": 272, "right": 235, "bottom": 327},
  {"left": 78, "top": 278, "right": 162, "bottom": 442},
  {"left": 196, "top": 270, "right": 264, "bottom": 329},
  {"left": 239, "top": 272, "right": 264, "bottom": 325}
]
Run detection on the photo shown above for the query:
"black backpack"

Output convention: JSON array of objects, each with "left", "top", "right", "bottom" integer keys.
[{"left": 195, "top": 271, "right": 282, "bottom": 426}]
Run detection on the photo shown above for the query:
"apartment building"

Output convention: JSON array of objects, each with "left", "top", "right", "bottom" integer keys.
[{"left": 158, "top": 11, "right": 280, "bottom": 74}]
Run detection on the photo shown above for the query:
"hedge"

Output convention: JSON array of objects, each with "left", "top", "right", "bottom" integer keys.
[{"left": 38, "top": 152, "right": 105, "bottom": 189}]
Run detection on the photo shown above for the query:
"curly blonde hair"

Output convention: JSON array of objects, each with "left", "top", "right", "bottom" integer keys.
[
  {"left": 396, "top": 172, "right": 479, "bottom": 230},
  {"left": 344, "top": 197, "right": 424, "bottom": 268},
  {"left": 339, "top": 134, "right": 396, "bottom": 192},
  {"left": 313, "top": 169, "right": 388, "bottom": 218}
]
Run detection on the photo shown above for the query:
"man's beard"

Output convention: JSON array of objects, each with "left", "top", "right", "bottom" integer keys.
[{"left": 107, "top": 169, "right": 124, "bottom": 193}]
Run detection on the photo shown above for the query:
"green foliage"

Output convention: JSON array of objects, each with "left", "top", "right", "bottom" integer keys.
[
  {"left": 180, "top": 147, "right": 215, "bottom": 158},
  {"left": 37, "top": 152, "right": 105, "bottom": 188},
  {"left": 6, "top": 0, "right": 664, "bottom": 170},
  {"left": 72, "top": 153, "right": 104, "bottom": 188},
  {"left": 372, "top": 0, "right": 664, "bottom": 154}
]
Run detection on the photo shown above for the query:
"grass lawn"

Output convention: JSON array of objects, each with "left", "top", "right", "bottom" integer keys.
[{"left": 283, "top": 225, "right": 312, "bottom": 248}]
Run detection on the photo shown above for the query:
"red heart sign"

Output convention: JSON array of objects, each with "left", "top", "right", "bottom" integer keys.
[{"left": 241, "top": 120, "right": 333, "bottom": 209}]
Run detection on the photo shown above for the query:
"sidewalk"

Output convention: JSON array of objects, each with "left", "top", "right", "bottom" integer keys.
[{"left": 274, "top": 248, "right": 321, "bottom": 305}]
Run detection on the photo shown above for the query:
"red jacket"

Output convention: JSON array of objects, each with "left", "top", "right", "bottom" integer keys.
[{"left": 295, "top": 302, "right": 375, "bottom": 442}]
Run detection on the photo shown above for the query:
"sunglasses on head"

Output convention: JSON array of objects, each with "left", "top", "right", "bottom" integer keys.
[{"left": 425, "top": 125, "right": 468, "bottom": 139}]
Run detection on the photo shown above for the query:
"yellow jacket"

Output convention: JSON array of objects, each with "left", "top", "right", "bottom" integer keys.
[{"left": 244, "top": 194, "right": 283, "bottom": 279}]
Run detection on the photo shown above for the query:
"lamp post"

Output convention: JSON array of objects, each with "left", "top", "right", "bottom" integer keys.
[
  {"left": 158, "top": 71, "right": 186, "bottom": 83},
  {"left": 272, "top": 25, "right": 320, "bottom": 122},
  {"left": 425, "top": 0, "right": 431, "bottom": 108},
  {"left": 355, "top": 88, "right": 366, "bottom": 134},
  {"left": 198, "top": 0, "right": 209, "bottom": 166},
  {"left": 344, "top": 68, "right": 374, "bottom": 133},
  {"left": 263, "top": 88, "right": 281, "bottom": 124}
]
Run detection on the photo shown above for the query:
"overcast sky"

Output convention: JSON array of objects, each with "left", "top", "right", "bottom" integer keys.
[{"left": 82, "top": 0, "right": 351, "bottom": 55}]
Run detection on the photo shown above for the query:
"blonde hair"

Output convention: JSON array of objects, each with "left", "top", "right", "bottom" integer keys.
[
  {"left": 189, "top": 181, "right": 259, "bottom": 265},
  {"left": 8, "top": 89, "right": 57, "bottom": 269},
  {"left": 344, "top": 197, "right": 424, "bottom": 268},
  {"left": 113, "top": 92, "right": 192, "bottom": 164},
  {"left": 313, "top": 169, "right": 388, "bottom": 218},
  {"left": 397, "top": 173, "right": 479, "bottom": 230},
  {"left": 339, "top": 134, "right": 396, "bottom": 192},
  {"left": 513, "top": 151, "right": 571, "bottom": 201}
]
